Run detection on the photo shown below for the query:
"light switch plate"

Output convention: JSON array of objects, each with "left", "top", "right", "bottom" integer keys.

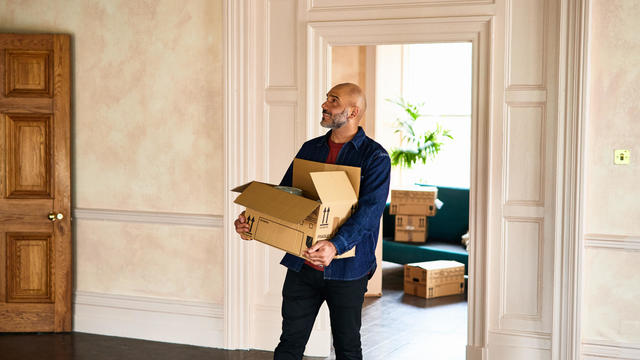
[{"left": 614, "top": 149, "right": 631, "bottom": 165}]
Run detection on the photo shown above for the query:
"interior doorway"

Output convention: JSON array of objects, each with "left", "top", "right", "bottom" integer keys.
[
  {"left": 304, "top": 17, "right": 491, "bottom": 357},
  {"left": 330, "top": 42, "right": 472, "bottom": 358},
  {"left": 224, "top": 14, "right": 492, "bottom": 357}
]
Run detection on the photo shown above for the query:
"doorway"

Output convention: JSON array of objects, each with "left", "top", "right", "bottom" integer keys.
[
  {"left": 227, "top": 1, "right": 575, "bottom": 356},
  {"left": 306, "top": 17, "right": 491, "bottom": 358},
  {"left": 330, "top": 41, "right": 472, "bottom": 358},
  {"left": 224, "top": 13, "right": 492, "bottom": 358}
]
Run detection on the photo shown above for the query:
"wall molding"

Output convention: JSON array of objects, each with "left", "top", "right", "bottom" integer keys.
[
  {"left": 223, "top": 0, "right": 252, "bottom": 350},
  {"left": 73, "top": 291, "right": 224, "bottom": 348},
  {"left": 554, "top": 0, "right": 590, "bottom": 359},
  {"left": 309, "top": 0, "right": 494, "bottom": 11},
  {"left": 582, "top": 339, "right": 640, "bottom": 360},
  {"left": 584, "top": 233, "right": 640, "bottom": 251},
  {"left": 466, "top": 344, "right": 488, "bottom": 360},
  {"left": 72, "top": 208, "right": 223, "bottom": 228},
  {"left": 489, "top": 329, "right": 552, "bottom": 349}
]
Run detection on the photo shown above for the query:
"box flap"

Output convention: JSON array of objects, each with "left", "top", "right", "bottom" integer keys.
[
  {"left": 234, "top": 182, "right": 320, "bottom": 223},
  {"left": 392, "top": 185, "right": 438, "bottom": 192},
  {"left": 310, "top": 171, "right": 358, "bottom": 204},
  {"left": 293, "top": 158, "right": 361, "bottom": 199},
  {"left": 407, "top": 260, "right": 464, "bottom": 271},
  {"left": 231, "top": 181, "right": 274, "bottom": 193}
]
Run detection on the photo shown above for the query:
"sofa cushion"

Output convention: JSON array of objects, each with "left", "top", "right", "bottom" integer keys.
[{"left": 382, "top": 239, "right": 468, "bottom": 274}]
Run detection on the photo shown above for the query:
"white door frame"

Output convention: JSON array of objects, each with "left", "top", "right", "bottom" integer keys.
[
  {"left": 306, "top": 17, "right": 492, "bottom": 358},
  {"left": 223, "top": 1, "right": 589, "bottom": 358},
  {"left": 554, "top": 0, "right": 590, "bottom": 359}
]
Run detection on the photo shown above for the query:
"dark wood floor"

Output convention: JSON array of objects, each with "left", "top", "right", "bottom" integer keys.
[
  {"left": 0, "top": 262, "right": 467, "bottom": 360},
  {"left": 359, "top": 262, "right": 467, "bottom": 360}
]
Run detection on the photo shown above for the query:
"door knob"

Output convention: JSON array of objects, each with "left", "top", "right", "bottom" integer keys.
[{"left": 48, "top": 213, "right": 64, "bottom": 221}]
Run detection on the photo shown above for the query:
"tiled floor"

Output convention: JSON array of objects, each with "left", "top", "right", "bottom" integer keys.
[{"left": 0, "top": 262, "right": 467, "bottom": 360}]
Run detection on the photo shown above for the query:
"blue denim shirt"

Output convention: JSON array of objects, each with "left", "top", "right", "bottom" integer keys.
[{"left": 279, "top": 127, "right": 391, "bottom": 280}]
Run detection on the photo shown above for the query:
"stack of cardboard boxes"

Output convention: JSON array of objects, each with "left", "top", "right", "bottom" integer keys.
[{"left": 389, "top": 187, "right": 437, "bottom": 243}]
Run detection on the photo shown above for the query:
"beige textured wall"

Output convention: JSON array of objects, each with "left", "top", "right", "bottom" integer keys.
[
  {"left": 583, "top": 0, "right": 640, "bottom": 344},
  {"left": 0, "top": 0, "right": 224, "bottom": 303}
]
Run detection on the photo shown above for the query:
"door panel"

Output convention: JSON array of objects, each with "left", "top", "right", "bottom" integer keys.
[
  {"left": 5, "top": 50, "right": 53, "bottom": 98},
  {"left": 6, "top": 233, "right": 54, "bottom": 303},
  {"left": 5, "top": 114, "right": 53, "bottom": 198},
  {"left": 0, "top": 34, "right": 71, "bottom": 332}
]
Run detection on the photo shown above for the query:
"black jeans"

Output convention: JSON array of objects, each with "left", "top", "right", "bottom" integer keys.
[{"left": 273, "top": 265, "right": 369, "bottom": 360}]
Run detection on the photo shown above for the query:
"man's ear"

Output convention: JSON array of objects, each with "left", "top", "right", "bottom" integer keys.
[{"left": 349, "top": 106, "right": 360, "bottom": 119}]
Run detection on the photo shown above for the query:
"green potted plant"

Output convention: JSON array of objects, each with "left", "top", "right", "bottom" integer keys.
[{"left": 387, "top": 97, "right": 453, "bottom": 184}]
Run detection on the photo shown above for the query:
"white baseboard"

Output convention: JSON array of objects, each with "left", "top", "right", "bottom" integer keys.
[
  {"left": 466, "top": 344, "right": 488, "bottom": 360},
  {"left": 73, "top": 291, "right": 224, "bottom": 349},
  {"left": 582, "top": 339, "right": 640, "bottom": 360}
]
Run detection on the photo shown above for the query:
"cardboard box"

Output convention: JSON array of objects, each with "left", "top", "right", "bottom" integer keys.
[
  {"left": 394, "top": 229, "right": 427, "bottom": 243},
  {"left": 394, "top": 215, "right": 428, "bottom": 242},
  {"left": 395, "top": 215, "right": 427, "bottom": 231},
  {"left": 389, "top": 187, "right": 437, "bottom": 216},
  {"left": 403, "top": 260, "right": 465, "bottom": 299},
  {"left": 232, "top": 159, "right": 361, "bottom": 259}
]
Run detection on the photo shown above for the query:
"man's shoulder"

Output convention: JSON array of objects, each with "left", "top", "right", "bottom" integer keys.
[{"left": 362, "top": 135, "right": 390, "bottom": 159}]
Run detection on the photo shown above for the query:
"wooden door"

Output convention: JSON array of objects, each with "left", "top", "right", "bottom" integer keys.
[{"left": 0, "top": 34, "right": 71, "bottom": 332}]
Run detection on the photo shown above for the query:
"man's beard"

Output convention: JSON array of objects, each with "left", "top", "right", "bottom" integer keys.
[{"left": 320, "top": 107, "right": 349, "bottom": 129}]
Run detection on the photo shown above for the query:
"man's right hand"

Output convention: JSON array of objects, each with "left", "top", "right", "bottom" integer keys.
[{"left": 234, "top": 211, "right": 253, "bottom": 240}]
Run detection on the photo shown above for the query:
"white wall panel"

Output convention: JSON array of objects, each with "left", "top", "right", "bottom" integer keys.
[
  {"left": 503, "top": 219, "right": 542, "bottom": 319},
  {"left": 489, "top": 343, "right": 550, "bottom": 360},
  {"left": 489, "top": 0, "right": 559, "bottom": 357},
  {"left": 265, "top": 248, "right": 288, "bottom": 298},
  {"left": 267, "top": 0, "right": 297, "bottom": 87},
  {"left": 506, "top": 105, "right": 544, "bottom": 204},
  {"left": 507, "top": 0, "right": 545, "bottom": 88}
]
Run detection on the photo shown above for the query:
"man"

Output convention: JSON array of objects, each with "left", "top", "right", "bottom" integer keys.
[{"left": 234, "top": 83, "right": 390, "bottom": 360}]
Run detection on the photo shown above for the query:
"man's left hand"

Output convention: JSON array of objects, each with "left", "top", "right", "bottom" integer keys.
[{"left": 303, "top": 240, "right": 337, "bottom": 267}]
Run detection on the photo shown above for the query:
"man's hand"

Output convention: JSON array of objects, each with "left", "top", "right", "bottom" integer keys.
[
  {"left": 233, "top": 211, "right": 253, "bottom": 240},
  {"left": 303, "top": 240, "right": 337, "bottom": 267}
]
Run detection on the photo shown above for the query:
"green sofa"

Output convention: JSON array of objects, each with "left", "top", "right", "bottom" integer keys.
[{"left": 382, "top": 186, "right": 469, "bottom": 274}]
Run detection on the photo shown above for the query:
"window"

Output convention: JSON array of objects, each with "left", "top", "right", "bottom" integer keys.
[{"left": 376, "top": 42, "right": 472, "bottom": 189}]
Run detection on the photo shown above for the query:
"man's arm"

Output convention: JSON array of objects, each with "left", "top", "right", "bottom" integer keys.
[{"left": 330, "top": 150, "right": 391, "bottom": 255}]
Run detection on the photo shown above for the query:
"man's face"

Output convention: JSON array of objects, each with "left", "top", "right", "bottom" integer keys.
[{"left": 320, "top": 90, "right": 350, "bottom": 129}]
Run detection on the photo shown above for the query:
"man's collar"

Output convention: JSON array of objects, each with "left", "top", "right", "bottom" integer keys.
[{"left": 319, "top": 126, "right": 365, "bottom": 150}]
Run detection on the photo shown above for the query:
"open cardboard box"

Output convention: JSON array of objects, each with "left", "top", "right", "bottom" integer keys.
[{"left": 232, "top": 159, "right": 361, "bottom": 259}]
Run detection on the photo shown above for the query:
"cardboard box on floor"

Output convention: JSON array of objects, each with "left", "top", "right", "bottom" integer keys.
[
  {"left": 232, "top": 159, "right": 361, "bottom": 259},
  {"left": 389, "top": 187, "right": 438, "bottom": 216},
  {"left": 404, "top": 260, "right": 465, "bottom": 299}
]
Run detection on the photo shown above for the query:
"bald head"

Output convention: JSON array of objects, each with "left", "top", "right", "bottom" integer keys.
[
  {"left": 321, "top": 82, "right": 367, "bottom": 131},
  {"left": 329, "top": 83, "right": 367, "bottom": 120}
]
